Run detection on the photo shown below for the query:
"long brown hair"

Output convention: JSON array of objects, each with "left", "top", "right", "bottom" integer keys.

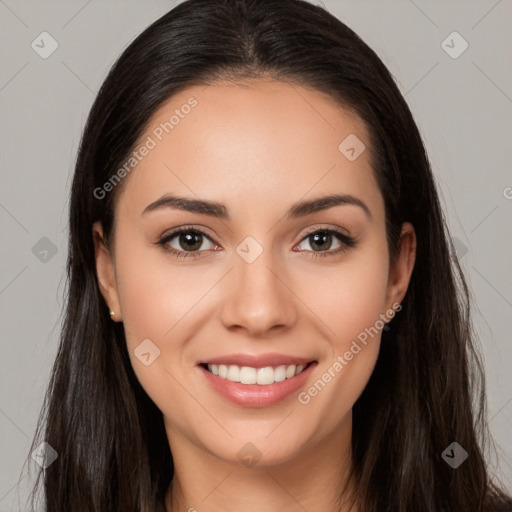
[{"left": 24, "top": 0, "right": 511, "bottom": 510}]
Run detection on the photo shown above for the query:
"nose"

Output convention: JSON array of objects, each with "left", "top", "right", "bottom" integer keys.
[{"left": 219, "top": 245, "right": 297, "bottom": 337}]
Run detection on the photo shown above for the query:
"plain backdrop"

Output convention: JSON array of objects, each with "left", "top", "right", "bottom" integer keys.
[{"left": 0, "top": 0, "right": 511, "bottom": 510}]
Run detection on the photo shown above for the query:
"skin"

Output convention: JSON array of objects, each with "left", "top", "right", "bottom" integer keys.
[{"left": 93, "top": 78, "right": 416, "bottom": 512}]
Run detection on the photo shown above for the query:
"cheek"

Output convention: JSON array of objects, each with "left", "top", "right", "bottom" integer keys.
[
  {"left": 112, "top": 241, "right": 196, "bottom": 389},
  {"left": 296, "top": 236, "right": 390, "bottom": 351},
  {"left": 330, "top": 258, "right": 388, "bottom": 349},
  {"left": 291, "top": 240, "right": 389, "bottom": 424},
  {"left": 114, "top": 239, "right": 208, "bottom": 347},
  {"left": 114, "top": 252, "right": 204, "bottom": 426},
  {"left": 112, "top": 237, "right": 232, "bottom": 421}
]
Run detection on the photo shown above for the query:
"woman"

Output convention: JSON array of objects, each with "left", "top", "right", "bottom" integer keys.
[{"left": 26, "top": 0, "right": 512, "bottom": 510}]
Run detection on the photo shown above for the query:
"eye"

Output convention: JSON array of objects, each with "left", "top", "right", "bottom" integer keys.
[
  {"left": 156, "top": 227, "right": 218, "bottom": 260},
  {"left": 295, "top": 228, "right": 357, "bottom": 258},
  {"left": 155, "top": 226, "right": 357, "bottom": 261}
]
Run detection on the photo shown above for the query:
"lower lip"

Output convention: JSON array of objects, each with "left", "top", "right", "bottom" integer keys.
[{"left": 198, "top": 362, "right": 317, "bottom": 408}]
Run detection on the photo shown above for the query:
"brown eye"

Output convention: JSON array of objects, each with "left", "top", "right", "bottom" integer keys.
[
  {"left": 296, "top": 229, "right": 356, "bottom": 256},
  {"left": 175, "top": 231, "right": 204, "bottom": 251},
  {"left": 157, "top": 227, "right": 217, "bottom": 259},
  {"left": 307, "top": 232, "right": 335, "bottom": 251}
]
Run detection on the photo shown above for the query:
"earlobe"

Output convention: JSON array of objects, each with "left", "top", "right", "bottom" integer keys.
[
  {"left": 92, "top": 221, "right": 122, "bottom": 321},
  {"left": 385, "top": 222, "right": 416, "bottom": 311}
]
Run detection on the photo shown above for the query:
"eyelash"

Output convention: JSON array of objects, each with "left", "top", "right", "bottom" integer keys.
[{"left": 155, "top": 225, "right": 358, "bottom": 260}]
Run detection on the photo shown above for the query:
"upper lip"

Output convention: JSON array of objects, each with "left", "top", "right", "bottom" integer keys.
[{"left": 199, "top": 353, "right": 315, "bottom": 368}]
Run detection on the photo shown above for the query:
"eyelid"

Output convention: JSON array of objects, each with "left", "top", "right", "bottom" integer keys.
[{"left": 298, "top": 224, "right": 352, "bottom": 239}]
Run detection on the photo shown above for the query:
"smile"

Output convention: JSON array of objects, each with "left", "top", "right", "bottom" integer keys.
[
  {"left": 204, "top": 363, "right": 309, "bottom": 385},
  {"left": 197, "top": 355, "right": 317, "bottom": 407}
]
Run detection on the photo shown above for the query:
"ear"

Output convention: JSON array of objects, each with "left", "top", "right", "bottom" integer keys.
[
  {"left": 92, "top": 221, "right": 122, "bottom": 321},
  {"left": 384, "top": 222, "right": 416, "bottom": 312}
]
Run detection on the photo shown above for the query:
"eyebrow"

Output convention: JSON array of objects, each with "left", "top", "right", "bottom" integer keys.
[{"left": 142, "top": 193, "right": 372, "bottom": 220}]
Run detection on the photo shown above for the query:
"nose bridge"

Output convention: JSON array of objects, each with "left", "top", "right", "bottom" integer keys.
[{"left": 219, "top": 234, "right": 296, "bottom": 335}]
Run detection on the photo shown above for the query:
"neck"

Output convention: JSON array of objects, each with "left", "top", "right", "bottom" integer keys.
[{"left": 164, "top": 416, "right": 359, "bottom": 512}]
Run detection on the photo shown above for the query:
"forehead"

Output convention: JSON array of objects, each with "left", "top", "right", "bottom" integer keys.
[{"left": 114, "top": 79, "right": 383, "bottom": 223}]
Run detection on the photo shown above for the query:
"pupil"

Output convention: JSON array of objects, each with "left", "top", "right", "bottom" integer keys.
[
  {"left": 180, "top": 232, "right": 202, "bottom": 251},
  {"left": 311, "top": 232, "right": 331, "bottom": 251}
]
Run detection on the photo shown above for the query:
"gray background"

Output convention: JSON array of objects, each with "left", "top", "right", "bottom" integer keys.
[{"left": 1, "top": 0, "right": 511, "bottom": 509}]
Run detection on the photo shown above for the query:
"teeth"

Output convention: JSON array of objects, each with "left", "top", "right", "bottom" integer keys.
[
  {"left": 274, "top": 365, "right": 286, "bottom": 382},
  {"left": 218, "top": 365, "right": 228, "bottom": 379},
  {"left": 240, "top": 366, "right": 256, "bottom": 384},
  {"left": 285, "top": 365, "right": 296, "bottom": 378},
  {"left": 227, "top": 365, "right": 240, "bottom": 382},
  {"left": 206, "top": 363, "right": 308, "bottom": 385}
]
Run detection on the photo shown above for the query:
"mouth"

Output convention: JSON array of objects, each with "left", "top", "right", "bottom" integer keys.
[{"left": 197, "top": 355, "right": 318, "bottom": 407}]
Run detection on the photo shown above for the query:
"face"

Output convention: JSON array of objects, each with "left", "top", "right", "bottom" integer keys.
[{"left": 93, "top": 79, "right": 415, "bottom": 468}]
